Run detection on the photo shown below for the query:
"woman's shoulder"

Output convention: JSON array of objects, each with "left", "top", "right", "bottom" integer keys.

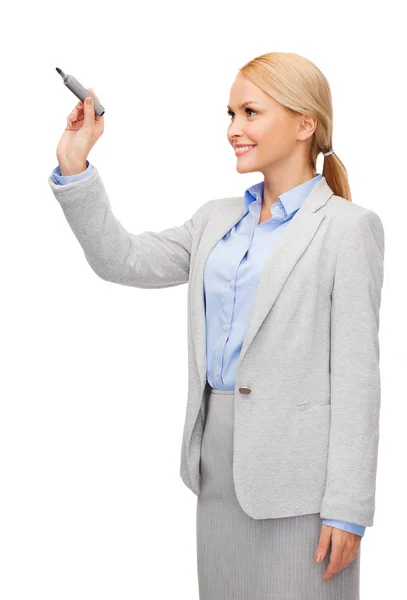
[
  {"left": 325, "top": 195, "right": 384, "bottom": 256},
  {"left": 327, "top": 194, "right": 383, "bottom": 228}
]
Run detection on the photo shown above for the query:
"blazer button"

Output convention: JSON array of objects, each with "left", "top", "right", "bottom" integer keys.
[{"left": 238, "top": 386, "right": 251, "bottom": 394}]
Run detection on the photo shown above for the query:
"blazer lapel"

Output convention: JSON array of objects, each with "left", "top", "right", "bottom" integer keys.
[{"left": 190, "top": 177, "right": 335, "bottom": 389}]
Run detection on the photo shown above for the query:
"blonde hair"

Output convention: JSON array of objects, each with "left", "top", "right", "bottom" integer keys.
[{"left": 238, "top": 52, "right": 352, "bottom": 202}]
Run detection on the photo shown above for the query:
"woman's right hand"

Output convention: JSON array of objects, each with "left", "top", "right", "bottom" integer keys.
[{"left": 56, "top": 87, "right": 104, "bottom": 175}]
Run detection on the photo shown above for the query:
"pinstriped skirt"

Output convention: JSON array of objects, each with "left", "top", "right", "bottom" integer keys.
[{"left": 196, "top": 388, "right": 360, "bottom": 600}]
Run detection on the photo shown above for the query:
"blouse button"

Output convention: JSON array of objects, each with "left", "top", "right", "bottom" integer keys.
[{"left": 238, "top": 386, "right": 252, "bottom": 395}]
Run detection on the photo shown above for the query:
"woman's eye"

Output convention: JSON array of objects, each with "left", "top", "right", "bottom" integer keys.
[{"left": 227, "top": 108, "right": 256, "bottom": 119}]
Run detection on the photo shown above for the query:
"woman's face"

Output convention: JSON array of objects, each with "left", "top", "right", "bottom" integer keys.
[{"left": 227, "top": 74, "right": 311, "bottom": 175}]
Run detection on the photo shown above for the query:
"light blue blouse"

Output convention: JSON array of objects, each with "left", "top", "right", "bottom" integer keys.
[{"left": 51, "top": 162, "right": 366, "bottom": 537}]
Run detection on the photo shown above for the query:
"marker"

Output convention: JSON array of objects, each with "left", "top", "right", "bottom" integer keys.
[{"left": 55, "top": 67, "right": 105, "bottom": 117}]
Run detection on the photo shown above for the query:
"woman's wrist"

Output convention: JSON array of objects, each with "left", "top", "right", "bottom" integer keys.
[{"left": 57, "top": 156, "right": 87, "bottom": 176}]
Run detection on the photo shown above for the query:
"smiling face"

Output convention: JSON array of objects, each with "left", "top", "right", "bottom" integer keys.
[{"left": 227, "top": 73, "right": 315, "bottom": 175}]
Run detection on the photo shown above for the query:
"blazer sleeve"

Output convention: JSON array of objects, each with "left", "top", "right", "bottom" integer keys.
[
  {"left": 48, "top": 163, "right": 217, "bottom": 288},
  {"left": 320, "top": 209, "right": 385, "bottom": 527}
]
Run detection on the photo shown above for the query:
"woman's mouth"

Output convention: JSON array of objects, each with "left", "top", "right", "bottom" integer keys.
[{"left": 235, "top": 145, "right": 257, "bottom": 156}]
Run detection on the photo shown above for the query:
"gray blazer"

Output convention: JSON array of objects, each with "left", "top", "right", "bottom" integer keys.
[{"left": 48, "top": 166, "right": 384, "bottom": 528}]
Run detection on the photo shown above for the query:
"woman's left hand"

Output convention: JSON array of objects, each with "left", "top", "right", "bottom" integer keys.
[{"left": 314, "top": 525, "right": 362, "bottom": 581}]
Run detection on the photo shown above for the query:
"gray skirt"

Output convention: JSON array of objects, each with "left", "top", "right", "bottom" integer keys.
[{"left": 196, "top": 387, "right": 360, "bottom": 600}]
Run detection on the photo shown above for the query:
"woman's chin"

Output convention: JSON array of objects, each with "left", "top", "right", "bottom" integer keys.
[{"left": 236, "top": 162, "right": 255, "bottom": 174}]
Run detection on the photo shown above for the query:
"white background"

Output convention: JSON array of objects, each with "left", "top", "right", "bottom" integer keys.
[{"left": 1, "top": 0, "right": 404, "bottom": 598}]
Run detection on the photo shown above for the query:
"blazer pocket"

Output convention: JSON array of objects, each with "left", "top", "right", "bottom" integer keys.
[{"left": 296, "top": 402, "right": 331, "bottom": 412}]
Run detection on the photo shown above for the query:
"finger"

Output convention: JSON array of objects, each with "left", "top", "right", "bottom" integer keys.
[
  {"left": 315, "top": 525, "right": 332, "bottom": 561},
  {"left": 72, "top": 88, "right": 98, "bottom": 114},
  {"left": 88, "top": 87, "right": 100, "bottom": 102},
  {"left": 88, "top": 88, "right": 105, "bottom": 125},
  {"left": 342, "top": 547, "right": 357, "bottom": 569},
  {"left": 72, "top": 89, "right": 94, "bottom": 113},
  {"left": 88, "top": 88, "right": 104, "bottom": 122},
  {"left": 83, "top": 94, "right": 95, "bottom": 130},
  {"left": 323, "top": 560, "right": 338, "bottom": 582},
  {"left": 69, "top": 106, "right": 84, "bottom": 123},
  {"left": 323, "top": 545, "right": 344, "bottom": 582},
  {"left": 342, "top": 555, "right": 353, "bottom": 569},
  {"left": 66, "top": 114, "right": 76, "bottom": 129}
]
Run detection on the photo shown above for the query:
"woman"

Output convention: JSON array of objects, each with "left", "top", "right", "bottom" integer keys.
[{"left": 48, "top": 52, "right": 384, "bottom": 599}]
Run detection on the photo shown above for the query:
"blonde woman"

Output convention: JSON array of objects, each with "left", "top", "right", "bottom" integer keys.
[{"left": 48, "top": 52, "right": 384, "bottom": 599}]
